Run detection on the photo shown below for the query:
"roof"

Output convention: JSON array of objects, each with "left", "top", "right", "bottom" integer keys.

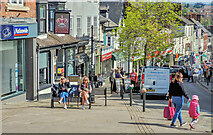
[
  {"left": 100, "top": 2, "right": 123, "bottom": 25},
  {"left": 100, "top": 15, "right": 109, "bottom": 23},
  {"left": 37, "top": 33, "right": 79, "bottom": 49},
  {"left": 179, "top": 16, "right": 194, "bottom": 25},
  {"left": 103, "top": 17, "right": 118, "bottom": 28},
  {"left": 190, "top": 18, "right": 212, "bottom": 36}
]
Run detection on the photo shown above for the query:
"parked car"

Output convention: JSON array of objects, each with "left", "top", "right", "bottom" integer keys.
[{"left": 170, "top": 66, "right": 188, "bottom": 78}]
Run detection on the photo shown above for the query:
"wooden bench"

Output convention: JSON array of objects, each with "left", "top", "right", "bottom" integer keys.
[{"left": 50, "top": 84, "right": 95, "bottom": 109}]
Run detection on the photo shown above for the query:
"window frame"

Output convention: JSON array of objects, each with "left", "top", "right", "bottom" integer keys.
[
  {"left": 77, "top": 16, "right": 82, "bottom": 37},
  {"left": 37, "top": 3, "right": 47, "bottom": 34},
  {"left": 93, "top": 16, "right": 98, "bottom": 37},
  {"left": 8, "top": 0, "right": 24, "bottom": 6},
  {"left": 87, "top": 16, "right": 91, "bottom": 37}
]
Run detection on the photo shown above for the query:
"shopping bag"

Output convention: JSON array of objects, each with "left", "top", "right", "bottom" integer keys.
[{"left": 163, "top": 101, "right": 176, "bottom": 120}]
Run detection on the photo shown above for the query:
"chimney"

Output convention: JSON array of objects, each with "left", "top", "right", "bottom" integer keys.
[{"left": 197, "top": 14, "right": 201, "bottom": 23}]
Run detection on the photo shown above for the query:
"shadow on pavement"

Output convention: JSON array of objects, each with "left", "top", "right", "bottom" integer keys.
[{"left": 119, "top": 121, "right": 189, "bottom": 131}]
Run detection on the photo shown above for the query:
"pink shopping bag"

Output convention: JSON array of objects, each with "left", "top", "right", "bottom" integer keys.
[{"left": 163, "top": 101, "right": 176, "bottom": 120}]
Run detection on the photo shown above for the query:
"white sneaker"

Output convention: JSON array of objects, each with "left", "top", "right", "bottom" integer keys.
[
  {"left": 86, "top": 100, "right": 90, "bottom": 105},
  {"left": 64, "top": 105, "right": 67, "bottom": 109},
  {"left": 58, "top": 100, "right": 62, "bottom": 104}
]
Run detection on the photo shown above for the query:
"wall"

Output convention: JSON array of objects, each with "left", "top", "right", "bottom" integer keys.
[
  {"left": 66, "top": 0, "right": 99, "bottom": 39},
  {"left": 0, "top": 0, "right": 36, "bottom": 19}
]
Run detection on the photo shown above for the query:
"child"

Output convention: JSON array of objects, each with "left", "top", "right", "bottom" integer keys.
[{"left": 188, "top": 95, "right": 200, "bottom": 129}]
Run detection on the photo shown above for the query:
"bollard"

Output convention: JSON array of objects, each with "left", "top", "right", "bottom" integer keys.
[
  {"left": 142, "top": 88, "right": 146, "bottom": 112},
  {"left": 129, "top": 85, "right": 134, "bottom": 106},
  {"left": 104, "top": 88, "right": 107, "bottom": 106},
  {"left": 120, "top": 83, "right": 124, "bottom": 99}
]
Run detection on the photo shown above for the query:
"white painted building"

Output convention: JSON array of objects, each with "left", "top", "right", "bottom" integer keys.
[{"left": 66, "top": 0, "right": 99, "bottom": 40}]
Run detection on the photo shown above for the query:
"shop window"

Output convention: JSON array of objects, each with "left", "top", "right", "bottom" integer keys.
[
  {"left": 0, "top": 40, "right": 25, "bottom": 96},
  {"left": 39, "top": 52, "right": 50, "bottom": 86}
]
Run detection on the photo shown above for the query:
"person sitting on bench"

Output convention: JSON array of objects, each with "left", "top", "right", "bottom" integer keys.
[
  {"left": 58, "top": 77, "right": 70, "bottom": 109},
  {"left": 79, "top": 77, "right": 92, "bottom": 110},
  {"left": 98, "top": 74, "right": 103, "bottom": 87}
]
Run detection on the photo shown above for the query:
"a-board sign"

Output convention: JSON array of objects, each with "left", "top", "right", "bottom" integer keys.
[
  {"left": 115, "top": 78, "right": 122, "bottom": 92},
  {"left": 69, "top": 85, "right": 79, "bottom": 97},
  {"left": 124, "top": 78, "right": 131, "bottom": 92}
]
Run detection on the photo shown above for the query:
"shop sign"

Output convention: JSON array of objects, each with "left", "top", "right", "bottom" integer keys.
[
  {"left": 101, "top": 46, "right": 112, "bottom": 62},
  {"left": 78, "top": 46, "right": 85, "bottom": 54},
  {"left": 1, "top": 25, "right": 14, "bottom": 40},
  {"left": 14, "top": 26, "right": 29, "bottom": 36},
  {"left": 54, "top": 12, "right": 70, "bottom": 34},
  {"left": 101, "top": 52, "right": 112, "bottom": 62},
  {"left": 57, "top": 68, "right": 64, "bottom": 74}
]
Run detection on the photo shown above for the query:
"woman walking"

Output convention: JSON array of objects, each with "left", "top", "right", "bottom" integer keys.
[
  {"left": 169, "top": 72, "right": 191, "bottom": 127},
  {"left": 79, "top": 76, "right": 92, "bottom": 110}
]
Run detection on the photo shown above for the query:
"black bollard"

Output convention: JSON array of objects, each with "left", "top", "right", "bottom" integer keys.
[
  {"left": 120, "top": 83, "right": 124, "bottom": 99},
  {"left": 143, "top": 92, "right": 146, "bottom": 112},
  {"left": 130, "top": 88, "right": 132, "bottom": 106},
  {"left": 104, "top": 88, "right": 107, "bottom": 106}
]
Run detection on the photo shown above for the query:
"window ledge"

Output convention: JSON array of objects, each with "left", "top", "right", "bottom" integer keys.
[{"left": 6, "top": 5, "right": 30, "bottom": 12}]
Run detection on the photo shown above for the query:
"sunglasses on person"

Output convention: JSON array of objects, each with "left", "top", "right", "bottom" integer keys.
[{"left": 84, "top": 79, "right": 88, "bottom": 81}]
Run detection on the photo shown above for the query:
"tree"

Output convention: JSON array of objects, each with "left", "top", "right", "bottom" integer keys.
[{"left": 117, "top": 1, "right": 182, "bottom": 66}]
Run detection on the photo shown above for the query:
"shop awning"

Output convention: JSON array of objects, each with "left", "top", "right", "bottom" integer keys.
[{"left": 37, "top": 32, "right": 79, "bottom": 51}]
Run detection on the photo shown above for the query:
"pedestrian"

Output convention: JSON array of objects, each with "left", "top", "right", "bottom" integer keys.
[
  {"left": 130, "top": 69, "right": 138, "bottom": 91},
  {"left": 97, "top": 74, "right": 103, "bottom": 87},
  {"left": 139, "top": 64, "right": 143, "bottom": 72},
  {"left": 169, "top": 72, "right": 191, "bottom": 127},
  {"left": 109, "top": 69, "right": 115, "bottom": 92},
  {"left": 206, "top": 66, "right": 212, "bottom": 86},
  {"left": 120, "top": 67, "right": 124, "bottom": 76},
  {"left": 187, "top": 68, "right": 194, "bottom": 82},
  {"left": 115, "top": 70, "right": 123, "bottom": 78},
  {"left": 58, "top": 77, "right": 70, "bottom": 109},
  {"left": 188, "top": 95, "right": 200, "bottom": 130},
  {"left": 78, "top": 76, "right": 92, "bottom": 110},
  {"left": 197, "top": 68, "right": 203, "bottom": 82}
]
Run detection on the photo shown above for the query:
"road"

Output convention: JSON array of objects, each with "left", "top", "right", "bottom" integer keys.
[
  {"left": 182, "top": 79, "right": 212, "bottom": 113},
  {"left": 130, "top": 79, "right": 212, "bottom": 113}
]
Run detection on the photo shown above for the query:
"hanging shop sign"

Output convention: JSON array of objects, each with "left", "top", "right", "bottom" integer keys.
[
  {"left": 101, "top": 46, "right": 112, "bottom": 62},
  {"left": 54, "top": 11, "right": 70, "bottom": 34}
]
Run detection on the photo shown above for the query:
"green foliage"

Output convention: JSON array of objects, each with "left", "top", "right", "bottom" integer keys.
[{"left": 117, "top": 1, "right": 182, "bottom": 63}]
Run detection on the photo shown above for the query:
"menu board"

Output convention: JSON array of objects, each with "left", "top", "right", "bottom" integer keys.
[
  {"left": 124, "top": 78, "right": 131, "bottom": 93},
  {"left": 115, "top": 78, "right": 121, "bottom": 92}
]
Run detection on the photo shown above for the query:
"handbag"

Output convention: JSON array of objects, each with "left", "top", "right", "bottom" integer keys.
[{"left": 163, "top": 101, "right": 176, "bottom": 120}]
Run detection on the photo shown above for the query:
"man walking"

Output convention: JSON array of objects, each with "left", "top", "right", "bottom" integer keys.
[
  {"left": 109, "top": 69, "right": 115, "bottom": 92},
  {"left": 197, "top": 68, "right": 203, "bottom": 82},
  {"left": 187, "top": 68, "right": 194, "bottom": 82},
  {"left": 206, "top": 66, "right": 212, "bottom": 86}
]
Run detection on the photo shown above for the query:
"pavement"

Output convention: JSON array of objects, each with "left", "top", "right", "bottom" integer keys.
[
  {"left": 196, "top": 77, "right": 212, "bottom": 92},
  {"left": 1, "top": 86, "right": 212, "bottom": 134}
]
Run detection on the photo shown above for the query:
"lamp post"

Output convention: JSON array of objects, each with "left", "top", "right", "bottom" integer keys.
[{"left": 91, "top": 25, "right": 95, "bottom": 88}]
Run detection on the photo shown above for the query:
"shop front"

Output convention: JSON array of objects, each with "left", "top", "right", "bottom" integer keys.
[
  {"left": 0, "top": 19, "right": 37, "bottom": 100},
  {"left": 101, "top": 46, "right": 112, "bottom": 78}
]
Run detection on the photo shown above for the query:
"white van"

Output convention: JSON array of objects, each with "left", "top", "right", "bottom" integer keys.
[{"left": 140, "top": 67, "right": 171, "bottom": 97}]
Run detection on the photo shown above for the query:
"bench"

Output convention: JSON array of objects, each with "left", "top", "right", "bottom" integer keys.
[{"left": 51, "top": 84, "right": 95, "bottom": 109}]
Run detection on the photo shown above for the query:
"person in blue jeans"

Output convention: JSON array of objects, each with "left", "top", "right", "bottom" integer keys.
[
  {"left": 58, "top": 77, "right": 70, "bottom": 109},
  {"left": 168, "top": 72, "right": 191, "bottom": 127},
  {"left": 97, "top": 74, "right": 103, "bottom": 87}
]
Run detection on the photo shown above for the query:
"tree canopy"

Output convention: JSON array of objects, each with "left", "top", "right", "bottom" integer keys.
[{"left": 117, "top": 0, "right": 182, "bottom": 65}]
